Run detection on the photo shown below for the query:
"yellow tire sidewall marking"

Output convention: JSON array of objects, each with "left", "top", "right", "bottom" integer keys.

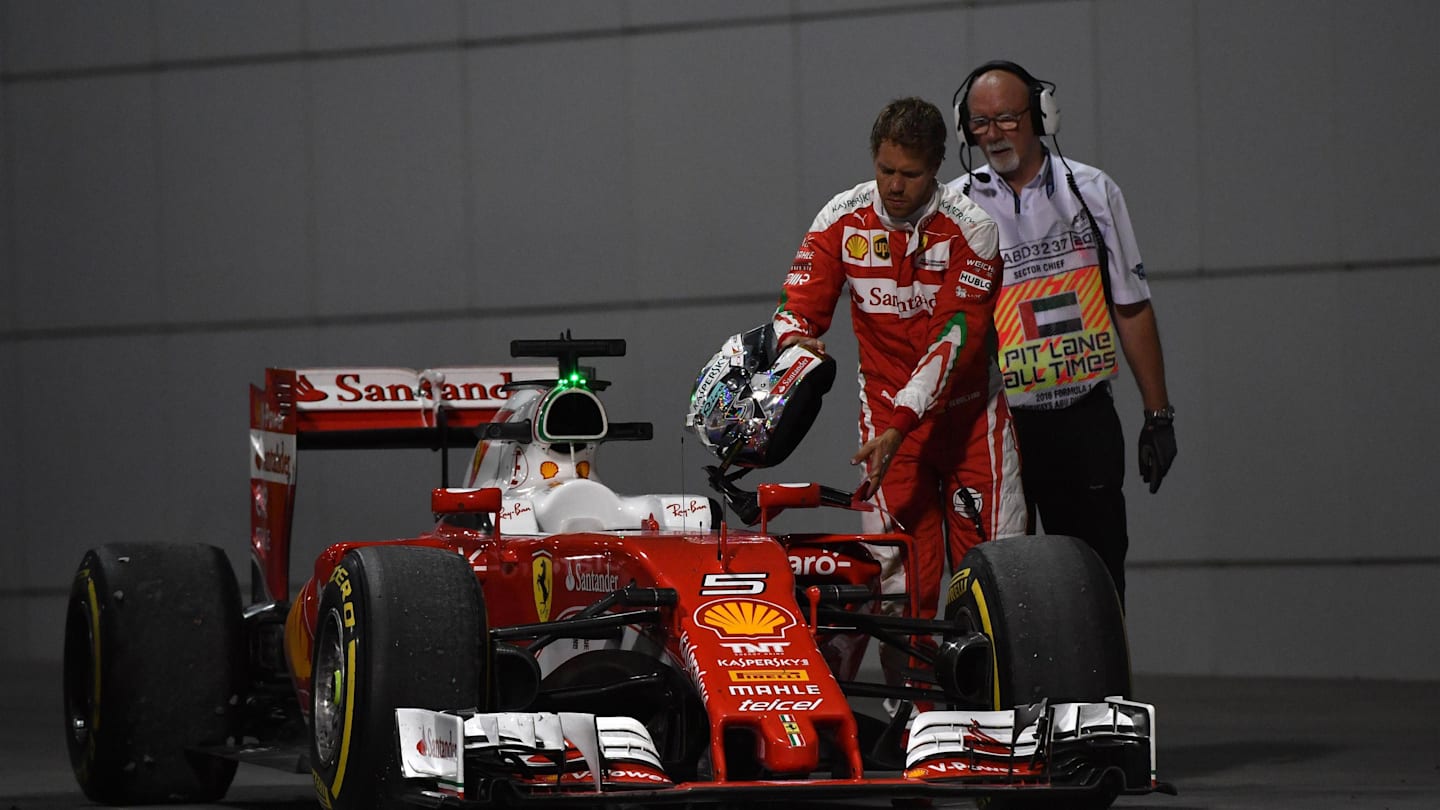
[
  {"left": 330, "top": 637, "right": 358, "bottom": 798},
  {"left": 83, "top": 576, "right": 102, "bottom": 774},
  {"left": 969, "top": 579, "right": 1001, "bottom": 710}
]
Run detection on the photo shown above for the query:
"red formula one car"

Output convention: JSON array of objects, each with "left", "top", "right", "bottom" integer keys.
[{"left": 63, "top": 334, "right": 1172, "bottom": 809}]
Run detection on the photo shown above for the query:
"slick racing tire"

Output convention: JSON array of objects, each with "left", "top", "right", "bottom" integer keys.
[
  {"left": 946, "top": 534, "right": 1130, "bottom": 709},
  {"left": 63, "top": 543, "right": 245, "bottom": 804},
  {"left": 310, "top": 546, "right": 488, "bottom": 810},
  {"left": 946, "top": 535, "right": 1130, "bottom": 810}
]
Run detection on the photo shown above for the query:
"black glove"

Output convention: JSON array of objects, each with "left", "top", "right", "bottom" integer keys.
[{"left": 1138, "top": 409, "right": 1177, "bottom": 494}]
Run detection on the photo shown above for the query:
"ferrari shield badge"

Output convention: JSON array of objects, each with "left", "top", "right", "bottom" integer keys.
[{"left": 532, "top": 550, "right": 554, "bottom": 622}]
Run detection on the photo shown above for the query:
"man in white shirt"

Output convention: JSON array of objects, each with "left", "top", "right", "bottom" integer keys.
[{"left": 948, "top": 61, "right": 1177, "bottom": 603}]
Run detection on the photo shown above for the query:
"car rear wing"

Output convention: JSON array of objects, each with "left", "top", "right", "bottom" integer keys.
[{"left": 248, "top": 364, "right": 553, "bottom": 602}]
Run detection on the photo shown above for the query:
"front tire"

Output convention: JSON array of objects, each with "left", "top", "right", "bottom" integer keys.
[
  {"left": 946, "top": 535, "right": 1131, "bottom": 810},
  {"left": 310, "top": 545, "right": 488, "bottom": 810},
  {"left": 62, "top": 543, "right": 245, "bottom": 804},
  {"left": 947, "top": 534, "right": 1131, "bottom": 708}
]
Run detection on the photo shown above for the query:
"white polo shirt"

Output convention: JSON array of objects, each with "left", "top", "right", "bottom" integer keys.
[{"left": 948, "top": 153, "right": 1150, "bottom": 409}]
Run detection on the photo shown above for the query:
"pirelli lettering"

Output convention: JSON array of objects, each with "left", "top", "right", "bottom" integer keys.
[{"left": 728, "top": 669, "right": 810, "bottom": 682}]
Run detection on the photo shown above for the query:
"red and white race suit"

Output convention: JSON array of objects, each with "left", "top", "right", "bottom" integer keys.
[{"left": 773, "top": 181, "right": 1025, "bottom": 639}]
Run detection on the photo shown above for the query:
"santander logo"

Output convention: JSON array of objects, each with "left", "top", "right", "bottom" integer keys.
[
  {"left": 416, "top": 726, "right": 458, "bottom": 759},
  {"left": 294, "top": 370, "right": 522, "bottom": 407},
  {"left": 252, "top": 439, "right": 293, "bottom": 483}
]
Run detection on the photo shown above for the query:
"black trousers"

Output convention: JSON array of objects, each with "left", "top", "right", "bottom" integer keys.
[{"left": 1011, "top": 382, "right": 1130, "bottom": 602}]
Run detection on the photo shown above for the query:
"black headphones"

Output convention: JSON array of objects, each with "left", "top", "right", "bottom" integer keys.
[{"left": 952, "top": 60, "right": 1061, "bottom": 147}]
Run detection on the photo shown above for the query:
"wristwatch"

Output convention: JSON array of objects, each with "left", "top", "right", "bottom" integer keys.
[{"left": 1144, "top": 405, "right": 1175, "bottom": 424}]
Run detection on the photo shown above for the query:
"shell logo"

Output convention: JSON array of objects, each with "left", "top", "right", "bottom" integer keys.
[
  {"left": 541, "top": 461, "right": 560, "bottom": 480},
  {"left": 697, "top": 599, "right": 795, "bottom": 639},
  {"left": 844, "top": 233, "right": 869, "bottom": 261}
]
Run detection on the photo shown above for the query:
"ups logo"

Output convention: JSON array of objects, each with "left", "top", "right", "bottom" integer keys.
[{"left": 872, "top": 234, "right": 890, "bottom": 260}]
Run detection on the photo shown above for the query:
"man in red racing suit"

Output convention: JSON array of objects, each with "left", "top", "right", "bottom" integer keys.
[{"left": 773, "top": 98, "right": 1025, "bottom": 687}]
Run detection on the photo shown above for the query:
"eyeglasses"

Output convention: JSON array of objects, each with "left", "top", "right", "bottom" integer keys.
[{"left": 967, "top": 108, "right": 1029, "bottom": 134}]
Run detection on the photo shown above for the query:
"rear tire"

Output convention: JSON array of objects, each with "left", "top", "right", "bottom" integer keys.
[
  {"left": 62, "top": 543, "right": 245, "bottom": 804},
  {"left": 310, "top": 545, "right": 488, "bottom": 810},
  {"left": 947, "top": 535, "right": 1130, "bottom": 810}
]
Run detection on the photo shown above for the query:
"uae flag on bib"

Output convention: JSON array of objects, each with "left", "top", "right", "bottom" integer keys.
[{"left": 1019, "top": 291, "right": 1083, "bottom": 340}]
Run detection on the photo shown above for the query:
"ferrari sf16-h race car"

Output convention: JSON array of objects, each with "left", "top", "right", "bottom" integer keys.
[{"left": 62, "top": 334, "right": 1173, "bottom": 809}]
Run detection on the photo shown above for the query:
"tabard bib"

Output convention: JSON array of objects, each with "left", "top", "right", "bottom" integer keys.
[{"left": 995, "top": 260, "right": 1118, "bottom": 410}]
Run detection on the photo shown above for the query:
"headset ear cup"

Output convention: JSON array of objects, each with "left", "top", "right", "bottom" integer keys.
[
  {"left": 1036, "top": 86, "right": 1060, "bottom": 136},
  {"left": 955, "top": 100, "right": 976, "bottom": 147}
]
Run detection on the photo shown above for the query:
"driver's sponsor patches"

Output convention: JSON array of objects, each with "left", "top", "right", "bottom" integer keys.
[
  {"left": 852, "top": 278, "right": 938, "bottom": 318},
  {"left": 918, "top": 237, "right": 950, "bottom": 269},
  {"left": 950, "top": 486, "right": 984, "bottom": 518},
  {"left": 955, "top": 257, "right": 997, "bottom": 299},
  {"left": 841, "top": 227, "right": 890, "bottom": 267},
  {"left": 956, "top": 271, "right": 989, "bottom": 299}
]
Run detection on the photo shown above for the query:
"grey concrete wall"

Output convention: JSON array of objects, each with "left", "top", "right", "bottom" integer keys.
[{"left": 2, "top": 0, "right": 1436, "bottom": 679}]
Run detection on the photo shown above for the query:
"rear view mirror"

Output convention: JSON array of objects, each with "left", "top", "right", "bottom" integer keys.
[{"left": 432, "top": 487, "right": 502, "bottom": 515}]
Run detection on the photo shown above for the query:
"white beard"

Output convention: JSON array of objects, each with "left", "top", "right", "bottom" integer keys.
[{"left": 986, "top": 140, "right": 1020, "bottom": 175}]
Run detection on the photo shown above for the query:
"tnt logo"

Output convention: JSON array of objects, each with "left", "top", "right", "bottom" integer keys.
[{"left": 720, "top": 641, "right": 790, "bottom": 654}]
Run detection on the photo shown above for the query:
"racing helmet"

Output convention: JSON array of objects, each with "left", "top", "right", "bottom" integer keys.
[{"left": 686, "top": 323, "right": 836, "bottom": 469}]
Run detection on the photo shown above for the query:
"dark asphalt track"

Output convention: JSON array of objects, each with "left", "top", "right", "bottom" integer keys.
[{"left": 4, "top": 660, "right": 1435, "bottom": 809}]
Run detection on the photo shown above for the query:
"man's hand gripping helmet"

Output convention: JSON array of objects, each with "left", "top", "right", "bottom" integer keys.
[{"left": 686, "top": 324, "right": 836, "bottom": 471}]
